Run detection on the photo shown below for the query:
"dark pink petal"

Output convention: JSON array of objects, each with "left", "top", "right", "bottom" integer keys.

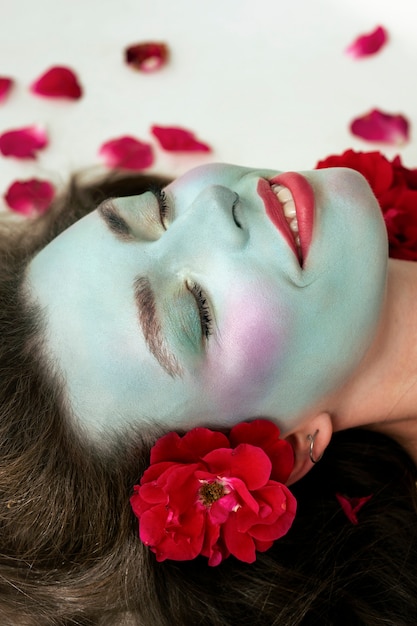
[
  {"left": 0, "top": 125, "right": 48, "bottom": 159},
  {"left": 4, "top": 179, "right": 55, "bottom": 216},
  {"left": 0, "top": 77, "right": 14, "bottom": 103},
  {"left": 248, "top": 485, "right": 297, "bottom": 540},
  {"left": 151, "top": 125, "right": 211, "bottom": 152},
  {"left": 125, "top": 42, "right": 169, "bottom": 72},
  {"left": 201, "top": 520, "right": 229, "bottom": 566},
  {"left": 203, "top": 444, "right": 271, "bottom": 490},
  {"left": 336, "top": 493, "right": 373, "bottom": 525},
  {"left": 149, "top": 432, "right": 185, "bottom": 463},
  {"left": 143, "top": 505, "right": 205, "bottom": 562},
  {"left": 223, "top": 514, "right": 257, "bottom": 563},
  {"left": 136, "top": 482, "right": 167, "bottom": 506},
  {"left": 230, "top": 419, "right": 294, "bottom": 483},
  {"left": 345, "top": 25, "right": 388, "bottom": 59},
  {"left": 138, "top": 504, "right": 168, "bottom": 545},
  {"left": 152, "top": 517, "right": 205, "bottom": 563},
  {"left": 350, "top": 109, "right": 410, "bottom": 145},
  {"left": 162, "top": 463, "right": 202, "bottom": 511},
  {"left": 207, "top": 547, "right": 223, "bottom": 567},
  {"left": 140, "top": 461, "right": 177, "bottom": 485},
  {"left": 30, "top": 66, "right": 82, "bottom": 100},
  {"left": 236, "top": 484, "right": 286, "bottom": 533},
  {"left": 252, "top": 539, "right": 274, "bottom": 553},
  {"left": 151, "top": 428, "right": 229, "bottom": 464},
  {"left": 225, "top": 477, "right": 259, "bottom": 511},
  {"left": 201, "top": 516, "right": 221, "bottom": 557},
  {"left": 98, "top": 136, "right": 154, "bottom": 171},
  {"left": 146, "top": 504, "right": 205, "bottom": 560},
  {"left": 208, "top": 492, "right": 240, "bottom": 524}
]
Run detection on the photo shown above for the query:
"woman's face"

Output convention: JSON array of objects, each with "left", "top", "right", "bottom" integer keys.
[{"left": 27, "top": 164, "right": 387, "bottom": 437}]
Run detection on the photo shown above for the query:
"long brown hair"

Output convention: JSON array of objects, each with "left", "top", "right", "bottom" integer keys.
[{"left": 1, "top": 172, "right": 417, "bottom": 625}]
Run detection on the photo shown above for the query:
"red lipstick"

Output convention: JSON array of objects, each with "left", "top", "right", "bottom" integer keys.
[{"left": 257, "top": 172, "right": 315, "bottom": 266}]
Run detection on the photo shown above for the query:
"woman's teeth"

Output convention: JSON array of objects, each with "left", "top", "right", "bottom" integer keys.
[{"left": 270, "top": 183, "right": 301, "bottom": 251}]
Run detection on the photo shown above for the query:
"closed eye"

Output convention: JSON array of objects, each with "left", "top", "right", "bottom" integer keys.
[
  {"left": 186, "top": 280, "right": 213, "bottom": 341},
  {"left": 97, "top": 189, "right": 170, "bottom": 238}
]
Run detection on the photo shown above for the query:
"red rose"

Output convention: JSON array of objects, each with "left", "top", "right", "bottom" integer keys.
[
  {"left": 316, "top": 149, "right": 417, "bottom": 261},
  {"left": 130, "top": 420, "right": 296, "bottom": 566}
]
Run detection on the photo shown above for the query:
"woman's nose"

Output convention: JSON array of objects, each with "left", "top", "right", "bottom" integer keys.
[
  {"left": 151, "top": 184, "right": 249, "bottom": 275},
  {"left": 181, "top": 185, "right": 245, "bottom": 243}
]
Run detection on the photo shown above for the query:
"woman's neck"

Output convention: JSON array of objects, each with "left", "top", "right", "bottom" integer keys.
[{"left": 332, "top": 258, "right": 417, "bottom": 462}]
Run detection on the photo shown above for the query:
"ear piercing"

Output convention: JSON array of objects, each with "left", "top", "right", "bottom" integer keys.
[{"left": 307, "top": 429, "right": 323, "bottom": 464}]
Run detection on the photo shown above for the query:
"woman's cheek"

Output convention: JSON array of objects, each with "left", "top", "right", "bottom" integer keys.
[{"left": 204, "top": 295, "right": 291, "bottom": 414}]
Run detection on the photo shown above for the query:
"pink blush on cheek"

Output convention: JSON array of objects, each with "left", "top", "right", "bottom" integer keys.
[{"left": 205, "top": 296, "right": 290, "bottom": 413}]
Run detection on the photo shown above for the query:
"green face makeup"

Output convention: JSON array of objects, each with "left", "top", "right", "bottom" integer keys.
[{"left": 27, "top": 163, "right": 387, "bottom": 438}]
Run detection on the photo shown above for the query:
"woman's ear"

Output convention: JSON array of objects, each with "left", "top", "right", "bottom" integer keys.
[{"left": 284, "top": 412, "right": 333, "bottom": 486}]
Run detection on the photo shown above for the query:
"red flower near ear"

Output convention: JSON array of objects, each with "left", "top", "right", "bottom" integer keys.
[{"left": 130, "top": 420, "right": 296, "bottom": 566}]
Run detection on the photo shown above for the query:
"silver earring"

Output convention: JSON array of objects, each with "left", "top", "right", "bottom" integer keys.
[{"left": 307, "top": 429, "right": 323, "bottom": 464}]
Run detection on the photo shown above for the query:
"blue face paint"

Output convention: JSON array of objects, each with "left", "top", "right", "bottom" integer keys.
[{"left": 27, "top": 163, "right": 387, "bottom": 439}]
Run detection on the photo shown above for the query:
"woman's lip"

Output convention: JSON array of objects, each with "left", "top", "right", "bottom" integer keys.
[{"left": 257, "top": 173, "right": 315, "bottom": 267}]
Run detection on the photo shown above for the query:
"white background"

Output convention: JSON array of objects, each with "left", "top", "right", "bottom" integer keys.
[{"left": 2, "top": 0, "right": 417, "bottom": 212}]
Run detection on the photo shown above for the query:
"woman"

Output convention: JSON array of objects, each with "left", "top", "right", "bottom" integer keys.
[{"left": 1, "top": 161, "right": 417, "bottom": 624}]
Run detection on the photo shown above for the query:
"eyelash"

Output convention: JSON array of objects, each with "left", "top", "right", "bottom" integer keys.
[
  {"left": 186, "top": 280, "right": 213, "bottom": 341},
  {"left": 157, "top": 189, "right": 170, "bottom": 229},
  {"left": 232, "top": 193, "right": 242, "bottom": 229}
]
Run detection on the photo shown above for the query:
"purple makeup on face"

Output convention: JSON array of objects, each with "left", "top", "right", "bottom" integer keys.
[{"left": 205, "top": 291, "right": 290, "bottom": 414}]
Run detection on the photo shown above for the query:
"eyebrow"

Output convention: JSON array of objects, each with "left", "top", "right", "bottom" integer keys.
[{"left": 134, "top": 276, "right": 183, "bottom": 378}]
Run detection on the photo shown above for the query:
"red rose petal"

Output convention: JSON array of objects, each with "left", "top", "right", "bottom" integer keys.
[
  {"left": 4, "top": 179, "right": 55, "bottom": 216},
  {"left": 0, "top": 125, "right": 48, "bottom": 159},
  {"left": 223, "top": 514, "right": 257, "bottom": 563},
  {"left": 345, "top": 25, "right": 388, "bottom": 59},
  {"left": 125, "top": 42, "right": 169, "bottom": 72},
  {"left": 336, "top": 493, "right": 372, "bottom": 525},
  {"left": 204, "top": 444, "right": 271, "bottom": 490},
  {"left": 151, "top": 125, "right": 211, "bottom": 152},
  {"left": 98, "top": 136, "right": 154, "bottom": 171},
  {"left": 0, "top": 77, "right": 14, "bottom": 103},
  {"left": 30, "top": 66, "right": 82, "bottom": 100},
  {"left": 151, "top": 428, "right": 230, "bottom": 464},
  {"left": 230, "top": 419, "right": 294, "bottom": 483},
  {"left": 350, "top": 109, "right": 410, "bottom": 145},
  {"left": 248, "top": 484, "right": 297, "bottom": 539}
]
